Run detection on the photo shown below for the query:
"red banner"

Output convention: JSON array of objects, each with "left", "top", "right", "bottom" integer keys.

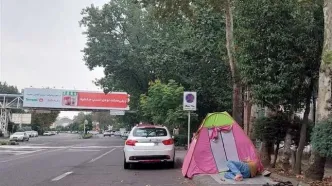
[{"left": 77, "top": 92, "right": 129, "bottom": 109}]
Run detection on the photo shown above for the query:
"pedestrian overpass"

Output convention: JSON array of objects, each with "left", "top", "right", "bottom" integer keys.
[{"left": 0, "top": 88, "right": 130, "bottom": 136}]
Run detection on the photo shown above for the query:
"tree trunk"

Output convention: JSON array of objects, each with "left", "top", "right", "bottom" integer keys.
[
  {"left": 305, "top": 0, "right": 332, "bottom": 180},
  {"left": 281, "top": 128, "right": 292, "bottom": 171},
  {"left": 224, "top": 0, "right": 242, "bottom": 125},
  {"left": 243, "top": 87, "right": 252, "bottom": 135},
  {"left": 260, "top": 141, "right": 272, "bottom": 167},
  {"left": 294, "top": 79, "right": 313, "bottom": 174},
  {"left": 271, "top": 142, "right": 280, "bottom": 168},
  {"left": 249, "top": 104, "right": 258, "bottom": 140}
]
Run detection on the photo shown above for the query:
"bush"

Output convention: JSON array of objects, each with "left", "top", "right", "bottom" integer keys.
[
  {"left": 0, "top": 141, "right": 8, "bottom": 145},
  {"left": 311, "top": 118, "right": 332, "bottom": 158},
  {"left": 82, "top": 133, "right": 93, "bottom": 139},
  {"left": 174, "top": 134, "right": 187, "bottom": 147},
  {"left": 253, "top": 113, "right": 289, "bottom": 144}
]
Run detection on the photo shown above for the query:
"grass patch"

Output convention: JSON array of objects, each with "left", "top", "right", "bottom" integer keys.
[
  {"left": 0, "top": 141, "right": 19, "bottom": 145},
  {"left": 82, "top": 133, "right": 93, "bottom": 139}
]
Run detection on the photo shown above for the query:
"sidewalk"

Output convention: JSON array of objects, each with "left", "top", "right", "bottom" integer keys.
[{"left": 175, "top": 149, "right": 279, "bottom": 186}]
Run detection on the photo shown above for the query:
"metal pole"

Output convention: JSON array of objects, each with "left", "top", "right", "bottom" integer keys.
[
  {"left": 187, "top": 111, "right": 191, "bottom": 148},
  {"left": 84, "top": 123, "right": 86, "bottom": 134}
]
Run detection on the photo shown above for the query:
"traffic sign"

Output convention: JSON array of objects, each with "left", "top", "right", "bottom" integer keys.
[
  {"left": 110, "top": 110, "right": 125, "bottom": 115},
  {"left": 183, "top": 92, "right": 197, "bottom": 111}
]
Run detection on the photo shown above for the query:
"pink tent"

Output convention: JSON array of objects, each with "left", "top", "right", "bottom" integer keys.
[{"left": 182, "top": 112, "right": 264, "bottom": 178}]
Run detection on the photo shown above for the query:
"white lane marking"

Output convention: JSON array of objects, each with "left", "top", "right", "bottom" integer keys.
[
  {"left": 67, "top": 149, "right": 100, "bottom": 152},
  {"left": 51, "top": 171, "right": 73, "bottom": 181},
  {"left": 88, "top": 148, "right": 117, "bottom": 163},
  {"left": 15, "top": 149, "right": 44, "bottom": 155},
  {"left": 0, "top": 148, "right": 63, "bottom": 163}
]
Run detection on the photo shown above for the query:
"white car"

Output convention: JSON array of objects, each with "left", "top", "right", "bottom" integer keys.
[
  {"left": 10, "top": 132, "right": 29, "bottom": 141},
  {"left": 43, "top": 131, "right": 52, "bottom": 136},
  {"left": 33, "top": 131, "right": 38, "bottom": 137},
  {"left": 123, "top": 124, "right": 175, "bottom": 169},
  {"left": 26, "top": 131, "right": 37, "bottom": 137},
  {"left": 103, "top": 131, "right": 112, "bottom": 137}
]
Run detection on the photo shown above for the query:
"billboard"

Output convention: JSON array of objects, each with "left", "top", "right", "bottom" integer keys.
[{"left": 23, "top": 88, "right": 129, "bottom": 110}]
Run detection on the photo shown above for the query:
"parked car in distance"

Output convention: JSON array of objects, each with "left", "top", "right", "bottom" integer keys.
[
  {"left": 114, "top": 131, "right": 121, "bottom": 136},
  {"left": 123, "top": 124, "right": 175, "bottom": 169},
  {"left": 26, "top": 131, "right": 37, "bottom": 137},
  {"left": 103, "top": 131, "right": 112, "bottom": 137},
  {"left": 121, "top": 131, "right": 129, "bottom": 139},
  {"left": 10, "top": 132, "right": 29, "bottom": 142},
  {"left": 43, "top": 131, "right": 52, "bottom": 136}
]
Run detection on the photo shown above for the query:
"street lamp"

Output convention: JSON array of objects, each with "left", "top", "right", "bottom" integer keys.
[{"left": 84, "top": 120, "right": 88, "bottom": 134}]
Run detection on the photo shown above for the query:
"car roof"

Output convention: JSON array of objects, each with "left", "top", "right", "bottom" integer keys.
[{"left": 135, "top": 124, "right": 167, "bottom": 128}]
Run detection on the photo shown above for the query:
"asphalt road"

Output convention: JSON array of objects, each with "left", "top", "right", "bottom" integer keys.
[{"left": 0, "top": 133, "right": 194, "bottom": 186}]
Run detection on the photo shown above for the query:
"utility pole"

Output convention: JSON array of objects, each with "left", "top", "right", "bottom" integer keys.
[{"left": 84, "top": 120, "right": 88, "bottom": 134}]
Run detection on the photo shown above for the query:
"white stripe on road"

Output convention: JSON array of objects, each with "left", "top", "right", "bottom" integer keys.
[
  {"left": 15, "top": 149, "right": 44, "bottom": 155},
  {"left": 88, "top": 148, "right": 117, "bottom": 163},
  {"left": 67, "top": 149, "right": 100, "bottom": 152},
  {"left": 0, "top": 148, "right": 63, "bottom": 163},
  {"left": 51, "top": 171, "right": 73, "bottom": 181}
]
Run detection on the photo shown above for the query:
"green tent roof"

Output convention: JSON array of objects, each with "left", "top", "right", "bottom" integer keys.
[{"left": 202, "top": 112, "right": 235, "bottom": 128}]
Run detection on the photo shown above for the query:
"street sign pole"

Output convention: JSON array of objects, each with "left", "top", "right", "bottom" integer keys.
[
  {"left": 183, "top": 91, "right": 197, "bottom": 149},
  {"left": 187, "top": 111, "right": 191, "bottom": 148}
]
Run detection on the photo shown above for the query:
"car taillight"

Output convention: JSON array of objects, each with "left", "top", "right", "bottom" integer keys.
[
  {"left": 162, "top": 139, "right": 174, "bottom": 145},
  {"left": 125, "top": 139, "right": 137, "bottom": 146}
]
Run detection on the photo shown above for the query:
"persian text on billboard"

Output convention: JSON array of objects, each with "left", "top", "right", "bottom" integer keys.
[{"left": 23, "top": 88, "right": 129, "bottom": 110}]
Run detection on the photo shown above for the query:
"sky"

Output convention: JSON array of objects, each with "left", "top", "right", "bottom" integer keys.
[{"left": 0, "top": 0, "right": 110, "bottom": 119}]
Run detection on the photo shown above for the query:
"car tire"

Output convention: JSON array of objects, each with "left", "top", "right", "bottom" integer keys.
[
  {"left": 167, "top": 161, "right": 175, "bottom": 169},
  {"left": 26, "top": 138, "right": 29, "bottom": 141},
  {"left": 124, "top": 159, "right": 130, "bottom": 169}
]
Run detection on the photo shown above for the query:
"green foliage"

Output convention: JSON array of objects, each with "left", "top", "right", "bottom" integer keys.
[
  {"left": 253, "top": 114, "right": 289, "bottom": 144},
  {"left": 0, "top": 82, "right": 19, "bottom": 94},
  {"left": 174, "top": 134, "right": 187, "bottom": 147},
  {"left": 82, "top": 133, "right": 93, "bottom": 139},
  {"left": 139, "top": 80, "right": 187, "bottom": 127},
  {"left": 311, "top": 118, "right": 332, "bottom": 158},
  {"left": 80, "top": 0, "right": 233, "bottom": 123},
  {"left": 235, "top": 0, "right": 323, "bottom": 111},
  {"left": 291, "top": 117, "right": 314, "bottom": 145},
  {"left": 31, "top": 111, "right": 60, "bottom": 134}
]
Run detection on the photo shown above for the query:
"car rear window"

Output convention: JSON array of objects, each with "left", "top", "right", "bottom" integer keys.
[{"left": 133, "top": 127, "right": 168, "bottom": 137}]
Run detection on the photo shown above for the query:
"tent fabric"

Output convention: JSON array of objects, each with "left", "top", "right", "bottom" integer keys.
[
  {"left": 232, "top": 123, "right": 264, "bottom": 172},
  {"left": 221, "top": 130, "right": 240, "bottom": 162},
  {"left": 208, "top": 129, "right": 228, "bottom": 172},
  {"left": 182, "top": 112, "right": 264, "bottom": 178}
]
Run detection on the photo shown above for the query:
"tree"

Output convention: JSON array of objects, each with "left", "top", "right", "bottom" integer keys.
[
  {"left": 253, "top": 114, "right": 288, "bottom": 167},
  {"left": 80, "top": 0, "right": 233, "bottom": 123},
  {"left": 139, "top": 79, "right": 189, "bottom": 130},
  {"left": 31, "top": 111, "right": 60, "bottom": 134},
  {"left": 235, "top": 0, "right": 323, "bottom": 170},
  {"left": 0, "top": 82, "right": 19, "bottom": 94},
  {"left": 91, "top": 111, "right": 117, "bottom": 130},
  {"left": 305, "top": 0, "right": 332, "bottom": 180},
  {"left": 141, "top": 0, "right": 242, "bottom": 124}
]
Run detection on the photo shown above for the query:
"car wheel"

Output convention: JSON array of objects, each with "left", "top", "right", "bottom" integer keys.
[
  {"left": 26, "top": 138, "right": 29, "bottom": 141},
  {"left": 167, "top": 161, "right": 175, "bottom": 169},
  {"left": 123, "top": 156, "right": 130, "bottom": 169}
]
